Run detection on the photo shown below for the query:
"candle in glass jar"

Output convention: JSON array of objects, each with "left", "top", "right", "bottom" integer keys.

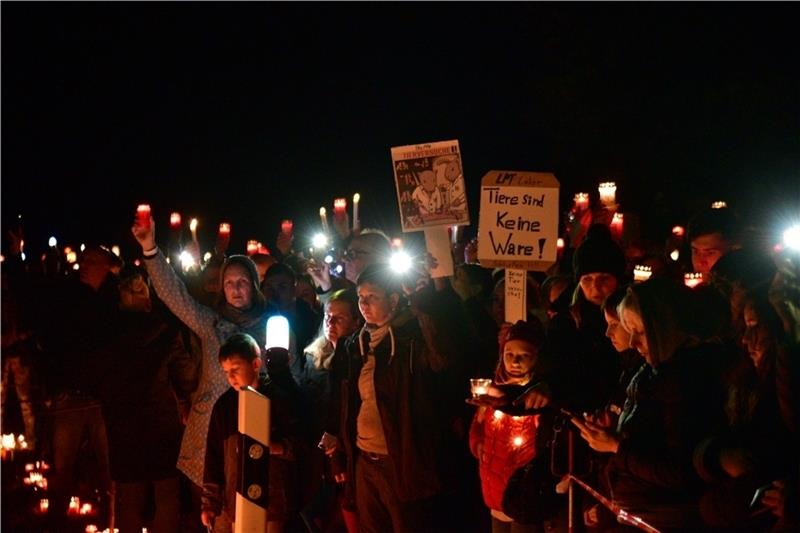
[
  {"left": 573, "top": 192, "right": 589, "bottom": 212},
  {"left": 218, "top": 223, "right": 231, "bottom": 236},
  {"left": 711, "top": 201, "right": 727, "bottom": 209},
  {"left": 68, "top": 496, "right": 80, "bottom": 515},
  {"left": 333, "top": 198, "right": 347, "bottom": 222},
  {"left": 633, "top": 265, "right": 652, "bottom": 282},
  {"left": 598, "top": 182, "right": 617, "bottom": 207},
  {"left": 684, "top": 273, "right": 703, "bottom": 289},
  {"left": 39, "top": 499, "right": 49, "bottom": 513},
  {"left": 470, "top": 378, "right": 492, "bottom": 398},
  {"left": 610, "top": 213, "right": 624, "bottom": 239},
  {"left": 246, "top": 240, "right": 259, "bottom": 255},
  {"left": 281, "top": 219, "right": 293, "bottom": 236},
  {"left": 136, "top": 204, "right": 151, "bottom": 229},
  {"left": 169, "top": 212, "right": 181, "bottom": 229}
]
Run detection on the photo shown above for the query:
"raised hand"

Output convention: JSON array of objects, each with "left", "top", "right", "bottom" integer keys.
[{"left": 131, "top": 216, "right": 157, "bottom": 252}]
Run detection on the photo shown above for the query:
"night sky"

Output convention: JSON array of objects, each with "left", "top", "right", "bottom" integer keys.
[{"left": 3, "top": 3, "right": 799, "bottom": 258}]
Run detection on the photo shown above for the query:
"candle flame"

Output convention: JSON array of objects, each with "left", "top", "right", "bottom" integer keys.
[
  {"left": 170, "top": 212, "right": 181, "bottom": 226},
  {"left": 710, "top": 201, "right": 727, "bottom": 209},
  {"left": 353, "top": 193, "right": 360, "bottom": 203},
  {"left": 189, "top": 218, "right": 198, "bottom": 232}
]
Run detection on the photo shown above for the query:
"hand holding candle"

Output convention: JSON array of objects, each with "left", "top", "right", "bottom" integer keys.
[
  {"left": 131, "top": 208, "right": 157, "bottom": 252},
  {"left": 470, "top": 378, "right": 492, "bottom": 398}
]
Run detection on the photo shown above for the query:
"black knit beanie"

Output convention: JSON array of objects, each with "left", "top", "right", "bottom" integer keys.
[{"left": 572, "top": 225, "right": 626, "bottom": 281}]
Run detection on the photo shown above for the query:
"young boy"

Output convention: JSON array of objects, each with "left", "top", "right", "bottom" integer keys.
[{"left": 201, "top": 333, "right": 304, "bottom": 533}]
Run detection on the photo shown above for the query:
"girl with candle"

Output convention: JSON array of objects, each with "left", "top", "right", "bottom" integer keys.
[{"left": 469, "top": 320, "right": 558, "bottom": 532}]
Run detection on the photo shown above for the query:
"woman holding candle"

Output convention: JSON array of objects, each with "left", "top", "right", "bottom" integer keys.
[
  {"left": 469, "top": 320, "right": 558, "bottom": 532},
  {"left": 131, "top": 213, "right": 278, "bottom": 502}
]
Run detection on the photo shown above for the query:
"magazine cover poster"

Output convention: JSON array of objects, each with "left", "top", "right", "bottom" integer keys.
[{"left": 391, "top": 139, "right": 470, "bottom": 232}]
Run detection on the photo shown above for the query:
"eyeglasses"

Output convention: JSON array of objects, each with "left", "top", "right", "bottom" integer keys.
[{"left": 343, "top": 248, "right": 370, "bottom": 261}]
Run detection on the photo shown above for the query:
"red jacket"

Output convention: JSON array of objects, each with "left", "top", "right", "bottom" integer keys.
[{"left": 469, "top": 406, "right": 539, "bottom": 512}]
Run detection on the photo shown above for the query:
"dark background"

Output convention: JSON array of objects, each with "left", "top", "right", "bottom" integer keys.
[{"left": 3, "top": 3, "right": 799, "bottom": 258}]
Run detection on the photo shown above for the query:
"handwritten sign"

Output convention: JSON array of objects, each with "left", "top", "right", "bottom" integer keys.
[
  {"left": 477, "top": 171, "right": 560, "bottom": 271},
  {"left": 391, "top": 139, "right": 470, "bottom": 232},
  {"left": 504, "top": 268, "right": 527, "bottom": 323}
]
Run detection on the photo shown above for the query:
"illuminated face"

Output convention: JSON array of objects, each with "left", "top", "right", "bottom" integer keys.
[
  {"left": 324, "top": 300, "right": 360, "bottom": 346},
  {"left": 220, "top": 354, "right": 260, "bottom": 390},
  {"left": 742, "top": 303, "right": 771, "bottom": 369},
  {"left": 691, "top": 233, "right": 730, "bottom": 274},
  {"left": 419, "top": 170, "right": 437, "bottom": 192},
  {"left": 343, "top": 237, "right": 374, "bottom": 283},
  {"left": 579, "top": 273, "right": 618, "bottom": 306},
  {"left": 622, "top": 307, "right": 651, "bottom": 366},
  {"left": 502, "top": 339, "right": 538, "bottom": 381},
  {"left": 604, "top": 309, "right": 630, "bottom": 353},
  {"left": 357, "top": 281, "right": 397, "bottom": 327},
  {"left": 223, "top": 264, "right": 254, "bottom": 309}
]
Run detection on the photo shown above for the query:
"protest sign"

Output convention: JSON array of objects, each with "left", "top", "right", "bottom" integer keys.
[
  {"left": 391, "top": 139, "right": 469, "bottom": 233},
  {"left": 477, "top": 171, "right": 560, "bottom": 271}
]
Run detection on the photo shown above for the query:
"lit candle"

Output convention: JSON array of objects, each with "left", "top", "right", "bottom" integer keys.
[
  {"left": 203, "top": 252, "right": 212, "bottom": 263},
  {"left": 598, "top": 182, "right": 617, "bottom": 208},
  {"left": 189, "top": 218, "right": 199, "bottom": 241},
  {"left": 85, "top": 525, "right": 98, "bottom": 533},
  {"left": 512, "top": 436, "right": 524, "bottom": 448},
  {"left": 111, "top": 245, "right": 120, "bottom": 257},
  {"left": 711, "top": 201, "right": 727, "bottom": 209},
  {"left": 49, "top": 236, "right": 57, "bottom": 248},
  {"left": 80, "top": 502, "right": 93, "bottom": 515},
  {"left": 333, "top": 198, "right": 347, "bottom": 222},
  {"left": 319, "top": 207, "right": 329, "bottom": 234},
  {"left": 39, "top": 499, "right": 49, "bottom": 513},
  {"left": 25, "top": 463, "right": 35, "bottom": 472},
  {"left": 68, "top": 496, "right": 80, "bottom": 515},
  {"left": 684, "top": 273, "right": 704, "bottom": 289},
  {"left": 573, "top": 192, "right": 590, "bottom": 212},
  {"left": 136, "top": 204, "right": 151, "bottom": 229},
  {"left": 493, "top": 410, "right": 504, "bottom": 421},
  {"left": 556, "top": 238, "right": 565, "bottom": 259},
  {"left": 671, "top": 225, "right": 685, "bottom": 237},
  {"left": 218, "top": 222, "right": 231, "bottom": 237},
  {"left": 281, "top": 219, "right": 293, "bottom": 236},
  {"left": 610, "top": 212, "right": 624, "bottom": 240},
  {"left": 352, "top": 193, "right": 361, "bottom": 230},
  {"left": 246, "top": 240, "right": 259, "bottom": 255},
  {"left": 470, "top": 378, "right": 492, "bottom": 398},
  {"left": 633, "top": 265, "right": 652, "bottom": 282},
  {"left": 257, "top": 242, "right": 270, "bottom": 255},
  {"left": 169, "top": 212, "right": 182, "bottom": 229}
]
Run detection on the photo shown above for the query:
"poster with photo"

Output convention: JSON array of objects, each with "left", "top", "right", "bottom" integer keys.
[{"left": 391, "top": 139, "right": 470, "bottom": 232}]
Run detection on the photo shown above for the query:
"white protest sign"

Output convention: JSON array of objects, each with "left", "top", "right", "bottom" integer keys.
[
  {"left": 423, "top": 226, "right": 454, "bottom": 278},
  {"left": 477, "top": 171, "right": 560, "bottom": 271},
  {"left": 504, "top": 268, "right": 527, "bottom": 324}
]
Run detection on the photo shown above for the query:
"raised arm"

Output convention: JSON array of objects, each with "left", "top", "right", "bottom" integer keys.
[{"left": 132, "top": 215, "right": 216, "bottom": 335}]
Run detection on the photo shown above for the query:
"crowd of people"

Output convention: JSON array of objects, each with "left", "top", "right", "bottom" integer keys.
[{"left": 1, "top": 200, "right": 798, "bottom": 533}]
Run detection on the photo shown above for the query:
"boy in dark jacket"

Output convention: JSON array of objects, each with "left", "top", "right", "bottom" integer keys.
[{"left": 201, "top": 333, "right": 304, "bottom": 533}]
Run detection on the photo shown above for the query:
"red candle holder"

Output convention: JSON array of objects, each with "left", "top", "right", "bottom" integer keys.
[
  {"left": 136, "top": 204, "right": 151, "bottom": 229},
  {"left": 170, "top": 212, "right": 182, "bottom": 229},
  {"left": 281, "top": 219, "right": 293, "bottom": 236},
  {"left": 219, "top": 223, "right": 231, "bottom": 236}
]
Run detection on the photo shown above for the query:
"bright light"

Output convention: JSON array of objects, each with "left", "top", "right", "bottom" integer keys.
[
  {"left": 111, "top": 246, "right": 120, "bottom": 257},
  {"left": 179, "top": 251, "right": 195, "bottom": 270},
  {"left": 312, "top": 233, "right": 328, "bottom": 249},
  {"left": 80, "top": 244, "right": 86, "bottom": 252},
  {"left": 134, "top": 259, "right": 141, "bottom": 266},
  {"left": 66, "top": 250, "right": 78, "bottom": 263},
  {"left": 493, "top": 410, "right": 504, "bottom": 421},
  {"left": 189, "top": 218, "right": 198, "bottom": 232},
  {"left": 0, "top": 254, "right": 4, "bottom": 263},
  {"left": 73, "top": 263, "right": 80, "bottom": 271},
  {"left": 353, "top": 193, "right": 360, "bottom": 203},
  {"left": 324, "top": 255, "right": 334, "bottom": 264},
  {"left": 390, "top": 251, "right": 413, "bottom": 273},
  {"left": 784, "top": 225, "right": 800, "bottom": 250},
  {"left": 512, "top": 436, "right": 524, "bottom": 447},
  {"left": 20, "top": 252, "right": 26, "bottom": 262},
  {"left": 670, "top": 249, "right": 680, "bottom": 261},
  {"left": 557, "top": 238, "right": 565, "bottom": 249},
  {"left": 203, "top": 252, "right": 212, "bottom": 262},
  {"left": 711, "top": 201, "right": 727, "bottom": 209},
  {"left": 335, "top": 264, "right": 343, "bottom": 274},
  {"left": 48, "top": 236, "right": 57, "bottom": 247},
  {"left": 266, "top": 316, "right": 290, "bottom": 350},
  {"left": 671, "top": 226, "right": 685, "bottom": 237}
]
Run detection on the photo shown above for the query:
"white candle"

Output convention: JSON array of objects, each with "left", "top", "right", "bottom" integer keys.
[
  {"left": 598, "top": 182, "right": 617, "bottom": 208},
  {"left": 352, "top": 193, "right": 360, "bottom": 230},
  {"left": 189, "top": 218, "right": 199, "bottom": 241},
  {"left": 319, "top": 207, "right": 329, "bottom": 234},
  {"left": 573, "top": 192, "right": 589, "bottom": 212}
]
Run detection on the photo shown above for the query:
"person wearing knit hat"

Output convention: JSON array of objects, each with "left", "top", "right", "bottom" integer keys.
[{"left": 572, "top": 224, "right": 626, "bottom": 306}]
